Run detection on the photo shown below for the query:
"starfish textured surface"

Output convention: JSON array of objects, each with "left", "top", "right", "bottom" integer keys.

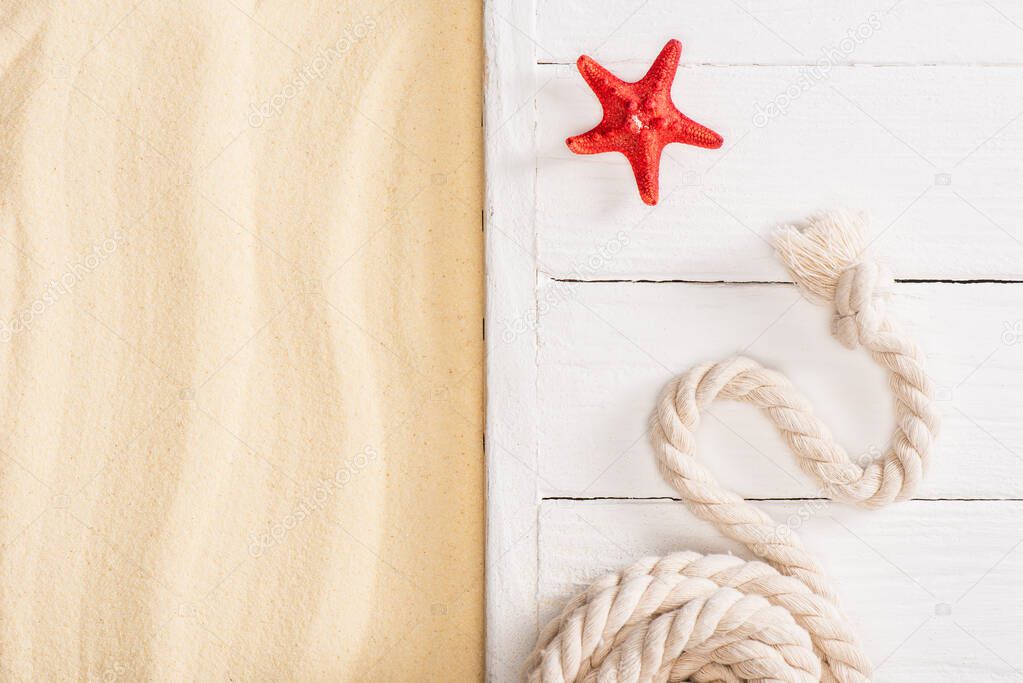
[{"left": 566, "top": 39, "right": 723, "bottom": 205}]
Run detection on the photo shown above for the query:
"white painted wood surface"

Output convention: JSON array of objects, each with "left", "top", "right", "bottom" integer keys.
[
  {"left": 484, "top": 0, "right": 541, "bottom": 678},
  {"left": 540, "top": 500, "right": 1023, "bottom": 681},
  {"left": 537, "top": 64, "right": 1023, "bottom": 280},
  {"left": 537, "top": 279, "right": 1023, "bottom": 499},
  {"left": 485, "top": 1, "right": 1023, "bottom": 680},
  {"left": 534, "top": 0, "right": 1023, "bottom": 66}
]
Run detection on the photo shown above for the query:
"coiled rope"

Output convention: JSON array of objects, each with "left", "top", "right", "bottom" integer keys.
[{"left": 526, "top": 212, "right": 940, "bottom": 683}]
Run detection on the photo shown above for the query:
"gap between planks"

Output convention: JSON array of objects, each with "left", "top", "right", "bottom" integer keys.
[
  {"left": 544, "top": 277, "right": 1023, "bottom": 285},
  {"left": 537, "top": 61, "right": 1023, "bottom": 67},
  {"left": 543, "top": 496, "right": 1023, "bottom": 502}
]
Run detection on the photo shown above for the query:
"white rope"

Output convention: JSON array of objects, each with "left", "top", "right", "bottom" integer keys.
[{"left": 526, "top": 211, "right": 940, "bottom": 683}]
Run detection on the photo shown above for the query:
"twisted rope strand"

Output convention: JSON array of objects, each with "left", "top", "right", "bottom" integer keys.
[{"left": 526, "top": 212, "right": 940, "bottom": 683}]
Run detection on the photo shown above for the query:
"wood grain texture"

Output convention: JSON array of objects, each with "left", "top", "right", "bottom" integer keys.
[
  {"left": 537, "top": 279, "right": 1023, "bottom": 498},
  {"left": 538, "top": 64, "right": 1023, "bottom": 280},
  {"left": 539, "top": 499, "right": 1023, "bottom": 682},
  {"left": 535, "top": 0, "right": 1023, "bottom": 66},
  {"left": 484, "top": 2, "right": 542, "bottom": 680}
]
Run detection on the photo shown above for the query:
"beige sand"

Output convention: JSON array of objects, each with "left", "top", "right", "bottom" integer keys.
[{"left": 0, "top": 1, "right": 482, "bottom": 679}]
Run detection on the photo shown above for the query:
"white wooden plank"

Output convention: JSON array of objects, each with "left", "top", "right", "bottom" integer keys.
[
  {"left": 484, "top": 0, "right": 542, "bottom": 680},
  {"left": 536, "top": 64, "right": 1023, "bottom": 280},
  {"left": 535, "top": 0, "right": 1023, "bottom": 66},
  {"left": 539, "top": 499, "right": 1023, "bottom": 682},
  {"left": 537, "top": 280, "right": 1023, "bottom": 498}
]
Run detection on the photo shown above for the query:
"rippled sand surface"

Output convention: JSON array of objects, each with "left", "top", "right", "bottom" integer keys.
[{"left": 0, "top": 1, "right": 483, "bottom": 679}]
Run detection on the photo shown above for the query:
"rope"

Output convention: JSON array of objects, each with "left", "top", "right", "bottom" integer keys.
[{"left": 526, "top": 211, "right": 940, "bottom": 683}]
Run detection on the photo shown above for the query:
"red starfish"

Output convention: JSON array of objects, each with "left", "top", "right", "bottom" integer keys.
[{"left": 566, "top": 39, "right": 723, "bottom": 205}]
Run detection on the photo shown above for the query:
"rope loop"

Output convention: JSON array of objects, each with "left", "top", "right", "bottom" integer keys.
[{"left": 526, "top": 211, "right": 940, "bottom": 683}]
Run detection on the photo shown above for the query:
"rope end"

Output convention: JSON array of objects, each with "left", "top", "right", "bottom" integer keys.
[{"left": 773, "top": 210, "right": 868, "bottom": 305}]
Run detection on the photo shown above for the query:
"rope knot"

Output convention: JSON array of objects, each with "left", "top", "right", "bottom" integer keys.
[
  {"left": 772, "top": 210, "right": 894, "bottom": 349},
  {"left": 832, "top": 261, "right": 892, "bottom": 349}
]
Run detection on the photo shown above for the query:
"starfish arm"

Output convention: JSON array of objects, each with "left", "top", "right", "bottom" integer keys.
[
  {"left": 566, "top": 128, "right": 617, "bottom": 155},
  {"left": 576, "top": 54, "right": 626, "bottom": 95},
  {"left": 640, "top": 39, "right": 681, "bottom": 92},
  {"left": 667, "top": 113, "right": 724, "bottom": 149},
  {"left": 623, "top": 140, "right": 664, "bottom": 206}
]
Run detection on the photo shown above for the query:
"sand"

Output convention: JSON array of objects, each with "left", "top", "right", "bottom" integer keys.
[{"left": 0, "top": 1, "right": 482, "bottom": 679}]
